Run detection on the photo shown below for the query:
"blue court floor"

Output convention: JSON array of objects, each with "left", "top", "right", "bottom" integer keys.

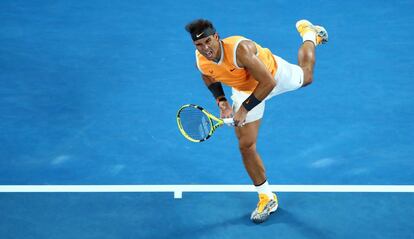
[{"left": 1, "top": 0, "right": 413, "bottom": 238}]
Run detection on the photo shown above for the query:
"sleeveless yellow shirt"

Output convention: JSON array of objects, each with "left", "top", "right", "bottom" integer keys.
[{"left": 195, "top": 36, "right": 277, "bottom": 94}]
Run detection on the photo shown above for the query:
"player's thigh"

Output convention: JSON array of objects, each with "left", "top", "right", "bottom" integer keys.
[
  {"left": 235, "top": 119, "right": 261, "bottom": 148},
  {"left": 267, "top": 55, "right": 304, "bottom": 99},
  {"left": 231, "top": 90, "right": 266, "bottom": 124}
]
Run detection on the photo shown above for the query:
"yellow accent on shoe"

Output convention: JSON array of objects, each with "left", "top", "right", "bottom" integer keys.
[
  {"left": 296, "top": 19, "right": 314, "bottom": 37},
  {"left": 257, "top": 194, "right": 270, "bottom": 213},
  {"left": 256, "top": 193, "right": 278, "bottom": 213},
  {"left": 251, "top": 193, "right": 279, "bottom": 223},
  {"left": 296, "top": 19, "right": 329, "bottom": 45}
]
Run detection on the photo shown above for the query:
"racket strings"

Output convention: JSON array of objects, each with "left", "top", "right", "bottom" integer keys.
[{"left": 179, "top": 107, "right": 212, "bottom": 140}]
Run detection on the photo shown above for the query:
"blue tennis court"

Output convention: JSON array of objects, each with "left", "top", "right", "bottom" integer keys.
[{"left": 1, "top": 0, "right": 413, "bottom": 238}]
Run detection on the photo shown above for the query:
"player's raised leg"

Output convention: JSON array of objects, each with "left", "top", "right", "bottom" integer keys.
[{"left": 296, "top": 19, "right": 328, "bottom": 86}]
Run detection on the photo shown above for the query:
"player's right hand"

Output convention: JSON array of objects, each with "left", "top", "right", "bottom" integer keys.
[{"left": 218, "top": 100, "right": 233, "bottom": 120}]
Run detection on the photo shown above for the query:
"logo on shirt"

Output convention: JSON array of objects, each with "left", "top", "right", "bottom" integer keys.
[{"left": 230, "top": 68, "right": 236, "bottom": 72}]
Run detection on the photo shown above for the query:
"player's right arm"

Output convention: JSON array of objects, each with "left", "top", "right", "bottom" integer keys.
[{"left": 201, "top": 74, "right": 233, "bottom": 119}]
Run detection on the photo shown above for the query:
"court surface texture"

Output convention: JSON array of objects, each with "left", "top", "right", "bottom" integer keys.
[{"left": 1, "top": 1, "right": 413, "bottom": 238}]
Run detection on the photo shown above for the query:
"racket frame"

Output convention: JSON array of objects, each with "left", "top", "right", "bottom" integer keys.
[{"left": 176, "top": 104, "right": 226, "bottom": 142}]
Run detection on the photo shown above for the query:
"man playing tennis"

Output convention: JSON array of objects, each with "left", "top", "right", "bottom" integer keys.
[{"left": 185, "top": 19, "right": 328, "bottom": 223}]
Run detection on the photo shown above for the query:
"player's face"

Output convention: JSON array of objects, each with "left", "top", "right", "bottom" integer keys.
[{"left": 194, "top": 34, "right": 220, "bottom": 61}]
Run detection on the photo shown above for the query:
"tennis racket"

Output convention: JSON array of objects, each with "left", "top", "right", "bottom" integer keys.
[{"left": 176, "top": 104, "right": 234, "bottom": 142}]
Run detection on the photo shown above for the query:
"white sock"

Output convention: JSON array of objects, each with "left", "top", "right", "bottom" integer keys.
[
  {"left": 255, "top": 180, "right": 274, "bottom": 199},
  {"left": 302, "top": 31, "right": 317, "bottom": 46}
]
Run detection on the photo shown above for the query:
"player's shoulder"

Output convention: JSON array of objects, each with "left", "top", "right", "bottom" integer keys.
[
  {"left": 222, "top": 35, "right": 248, "bottom": 43},
  {"left": 222, "top": 36, "right": 256, "bottom": 51},
  {"left": 223, "top": 36, "right": 255, "bottom": 52}
]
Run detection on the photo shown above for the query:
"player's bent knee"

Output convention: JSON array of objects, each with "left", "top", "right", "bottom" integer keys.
[
  {"left": 238, "top": 140, "right": 257, "bottom": 154},
  {"left": 303, "top": 75, "right": 313, "bottom": 86},
  {"left": 302, "top": 69, "right": 313, "bottom": 87}
]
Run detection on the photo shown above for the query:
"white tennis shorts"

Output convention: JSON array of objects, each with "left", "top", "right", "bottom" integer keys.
[{"left": 231, "top": 55, "right": 304, "bottom": 123}]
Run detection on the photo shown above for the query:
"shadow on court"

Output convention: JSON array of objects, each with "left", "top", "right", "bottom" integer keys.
[
  {"left": 270, "top": 208, "right": 333, "bottom": 239},
  {"left": 169, "top": 207, "right": 332, "bottom": 239}
]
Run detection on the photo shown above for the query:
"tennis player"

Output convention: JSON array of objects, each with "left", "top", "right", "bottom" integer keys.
[{"left": 185, "top": 19, "right": 328, "bottom": 223}]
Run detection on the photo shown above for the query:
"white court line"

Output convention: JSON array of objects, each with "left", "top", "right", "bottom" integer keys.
[{"left": 0, "top": 185, "right": 413, "bottom": 199}]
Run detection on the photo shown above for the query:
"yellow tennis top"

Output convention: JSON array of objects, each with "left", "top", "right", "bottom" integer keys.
[{"left": 195, "top": 36, "right": 277, "bottom": 93}]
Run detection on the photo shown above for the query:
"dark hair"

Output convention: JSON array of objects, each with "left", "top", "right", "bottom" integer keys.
[
  {"left": 185, "top": 19, "right": 215, "bottom": 35},
  {"left": 185, "top": 19, "right": 216, "bottom": 41}
]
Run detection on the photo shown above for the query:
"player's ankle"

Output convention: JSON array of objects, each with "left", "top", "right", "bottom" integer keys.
[
  {"left": 255, "top": 180, "right": 273, "bottom": 198},
  {"left": 302, "top": 31, "right": 317, "bottom": 46}
]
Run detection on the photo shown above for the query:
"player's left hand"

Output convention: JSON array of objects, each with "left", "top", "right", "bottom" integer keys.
[{"left": 233, "top": 106, "right": 248, "bottom": 127}]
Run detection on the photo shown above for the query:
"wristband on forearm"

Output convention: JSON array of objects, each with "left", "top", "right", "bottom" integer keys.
[
  {"left": 242, "top": 94, "right": 262, "bottom": 111},
  {"left": 216, "top": 96, "right": 227, "bottom": 105},
  {"left": 207, "top": 82, "right": 225, "bottom": 99}
]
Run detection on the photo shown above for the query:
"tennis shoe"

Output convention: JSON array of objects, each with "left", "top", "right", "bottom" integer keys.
[
  {"left": 296, "top": 19, "right": 328, "bottom": 45},
  {"left": 250, "top": 193, "right": 278, "bottom": 223}
]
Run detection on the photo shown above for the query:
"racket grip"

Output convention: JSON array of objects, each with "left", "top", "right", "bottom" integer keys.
[{"left": 222, "top": 118, "right": 234, "bottom": 125}]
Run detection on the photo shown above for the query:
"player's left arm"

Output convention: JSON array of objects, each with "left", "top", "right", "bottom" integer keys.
[{"left": 236, "top": 40, "right": 276, "bottom": 101}]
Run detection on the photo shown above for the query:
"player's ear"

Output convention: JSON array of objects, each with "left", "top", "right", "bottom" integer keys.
[{"left": 214, "top": 33, "right": 219, "bottom": 40}]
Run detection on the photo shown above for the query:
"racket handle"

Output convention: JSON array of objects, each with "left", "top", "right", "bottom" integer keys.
[{"left": 222, "top": 118, "right": 234, "bottom": 125}]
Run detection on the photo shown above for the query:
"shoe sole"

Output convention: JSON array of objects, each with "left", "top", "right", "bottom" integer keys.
[
  {"left": 251, "top": 202, "right": 279, "bottom": 224},
  {"left": 315, "top": 25, "right": 328, "bottom": 43}
]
